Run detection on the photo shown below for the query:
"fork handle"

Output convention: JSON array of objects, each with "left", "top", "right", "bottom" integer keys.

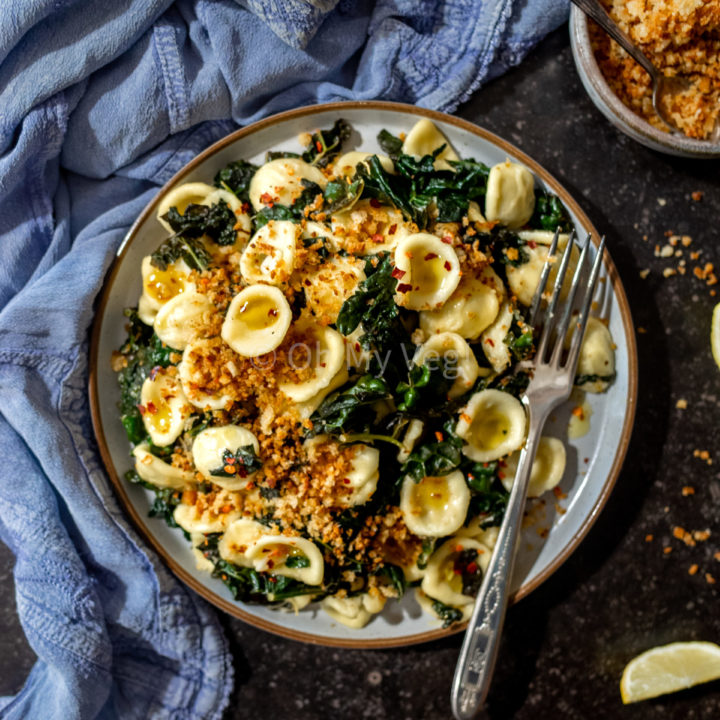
[
  {"left": 570, "top": 0, "right": 656, "bottom": 78},
  {"left": 450, "top": 406, "right": 548, "bottom": 720}
]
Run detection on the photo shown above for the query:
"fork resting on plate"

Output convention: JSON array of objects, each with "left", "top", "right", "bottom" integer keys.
[{"left": 451, "top": 228, "right": 607, "bottom": 719}]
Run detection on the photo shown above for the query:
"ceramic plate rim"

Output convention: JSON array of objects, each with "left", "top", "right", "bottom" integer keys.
[{"left": 89, "top": 100, "right": 638, "bottom": 649}]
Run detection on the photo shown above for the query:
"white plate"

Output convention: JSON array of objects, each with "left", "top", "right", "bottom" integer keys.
[{"left": 90, "top": 101, "right": 637, "bottom": 648}]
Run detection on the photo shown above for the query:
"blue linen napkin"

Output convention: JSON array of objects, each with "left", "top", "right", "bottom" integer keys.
[{"left": 0, "top": 1, "right": 569, "bottom": 717}]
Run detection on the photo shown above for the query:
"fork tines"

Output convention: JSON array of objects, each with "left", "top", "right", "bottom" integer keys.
[{"left": 529, "top": 227, "right": 606, "bottom": 369}]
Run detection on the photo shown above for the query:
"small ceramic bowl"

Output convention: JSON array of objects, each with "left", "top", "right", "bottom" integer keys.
[{"left": 569, "top": 6, "right": 720, "bottom": 159}]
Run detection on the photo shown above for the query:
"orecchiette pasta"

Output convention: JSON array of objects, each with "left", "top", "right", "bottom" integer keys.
[{"left": 114, "top": 116, "right": 616, "bottom": 629}]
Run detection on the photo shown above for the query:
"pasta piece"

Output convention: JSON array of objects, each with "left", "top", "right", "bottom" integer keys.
[
  {"left": 240, "top": 220, "right": 298, "bottom": 285},
  {"left": 155, "top": 181, "right": 251, "bottom": 246},
  {"left": 419, "top": 266, "right": 504, "bottom": 340},
  {"left": 173, "top": 489, "right": 242, "bottom": 534},
  {"left": 249, "top": 158, "right": 327, "bottom": 211},
  {"left": 179, "top": 338, "right": 233, "bottom": 411},
  {"left": 467, "top": 201, "right": 485, "bottom": 222},
  {"left": 293, "top": 363, "right": 349, "bottom": 420},
  {"left": 331, "top": 199, "right": 414, "bottom": 254},
  {"left": 132, "top": 444, "right": 195, "bottom": 489},
  {"left": 455, "top": 519, "right": 500, "bottom": 550},
  {"left": 303, "top": 255, "right": 366, "bottom": 324},
  {"left": 153, "top": 291, "right": 214, "bottom": 350},
  {"left": 137, "top": 256, "right": 195, "bottom": 325},
  {"left": 397, "top": 419, "right": 424, "bottom": 463},
  {"left": 500, "top": 436, "right": 566, "bottom": 497},
  {"left": 507, "top": 231, "right": 578, "bottom": 307},
  {"left": 402, "top": 118, "right": 459, "bottom": 172},
  {"left": 333, "top": 151, "right": 394, "bottom": 176},
  {"left": 575, "top": 317, "right": 615, "bottom": 393},
  {"left": 140, "top": 368, "right": 192, "bottom": 447},
  {"left": 192, "top": 425, "right": 261, "bottom": 490},
  {"left": 278, "top": 320, "right": 346, "bottom": 402},
  {"left": 456, "top": 389, "right": 526, "bottom": 463},
  {"left": 421, "top": 536, "right": 492, "bottom": 607},
  {"left": 343, "top": 444, "right": 380, "bottom": 506},
  {"left": 484, "top": 161, "right": 535, "bottom": 228},
  {"left": 393, "top": 233, "right": 461, "bottom": 311},
  {"left": 479, "top": 300, "right": 514, "bottom": 373},
  {"left": 221, "top": 284, "right": 292, "bottom": 357},
  {"left": 399, "top": 471, "right": 470, "bottom": 537},
  {"left": 218, "top": 518, "right": 267, "bottom": 567},
  {"left": 191, "top": 532, "right": 215, "bottom": 572},
  {"left": 321, "top": 594, "right": 384, "bottom": 629},
  {"left": 301, "top": 220, "right": 343, "bottom": 252},
  {"left": 246, "top": 535, "right": 324, "bottom": 586},
  {"left": 413, "top": 332, "right": 480, "bottom": 399}
]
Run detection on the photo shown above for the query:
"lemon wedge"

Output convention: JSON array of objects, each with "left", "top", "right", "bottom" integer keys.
[
  {"left": 620, "top": 641, "right": 720, "bottom": 703},
  {"left": 712, "top": 302, "right": 720, "bottom": 371}
]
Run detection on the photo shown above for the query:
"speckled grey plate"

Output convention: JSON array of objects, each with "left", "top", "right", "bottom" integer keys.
[
  {"left": 89, "top": 101, "right": 638, "bottom": 648},
  {"left": 570, "top": 6, "right": 720, "bottom": 158}
]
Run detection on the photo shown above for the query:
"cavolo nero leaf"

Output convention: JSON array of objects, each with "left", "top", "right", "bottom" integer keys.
[
  {"left": 213, "top": 159, "right": 258, "bottom": 203},
  {"left": 150, "top": 234, "right": 211, "bottom": 271},
  {"left": 162, "top": 198, "right": 238, "bottom": 246},
  {"left": 530, "top": 191, "right": 573, "bottom": 233},
  {"left": 301, "top": 119, "right": 352, "bottom": 167},
  {"left": 335, "top": 252, "right": 410, "bottom": 354}
]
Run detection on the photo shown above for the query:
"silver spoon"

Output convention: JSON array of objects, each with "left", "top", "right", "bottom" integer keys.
[{"left": 571, "top": 0, "right": 692, "bottom": 135}]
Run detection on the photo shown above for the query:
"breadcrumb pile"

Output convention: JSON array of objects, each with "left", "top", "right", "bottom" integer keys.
[{"left": 590, "top": 0, "right": 720, "bottom": 139}]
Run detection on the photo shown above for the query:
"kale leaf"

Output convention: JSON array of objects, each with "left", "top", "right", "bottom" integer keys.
[
  {"left": 395, "top": 358, "right": 455, "bottom": 413},
  {"left": 465, "top": 461, "right": 509, "bottom": 527},
  {"left": 301, "top": 119, "right": 352, "bottom": 167},
  {"left": 377, "top": 129, "right": 403, "bottom": 158},
  {"left": 530, "top": 191, "right": 573, "bottom": 233},
  {"left": 336, "top": 252, "right": 410, "bottom": 354},
  {"left": 308, "top": 374, "right": 391, "bottom": 438},
  {"left": 254, "top": 179, "right": 324, "bottom": 228},
  {"left": 116, "top": 309, "right": 180, "bottom": 445},
  {"left": 209, "top": 445, "right": 263, "bottom": 479},
  {"left": 213, "top": 159, "right": 258, "bottom": 204},
  {"left": 162, "top": 198, "right": 238, "bottom": 246},
  {"left": 150, "top": 234, "right": 211, "bottom": 271},
  {"left": 432, "top": 599, "right": 464, "bottom": 628},
  {"left": 503, "top": 310, "right": 534, "bottom": 362},
  {"left": 400, "top": 420, "right": 464, "bottom": 482},
  {"left": 322, "top": 177, "right": 364, "bottom": 214},
  {"left": 575, "top": 372, "right": 616, "bottom": 386}
]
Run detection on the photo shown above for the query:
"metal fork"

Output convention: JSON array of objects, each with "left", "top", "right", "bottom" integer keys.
[{"left": 450, "top": 228, "right": 607, "bottom": 720}]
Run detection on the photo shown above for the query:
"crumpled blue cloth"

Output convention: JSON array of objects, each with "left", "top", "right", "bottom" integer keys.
[{"left": 0, "top": 1, "right": 568, "bottom": 717}]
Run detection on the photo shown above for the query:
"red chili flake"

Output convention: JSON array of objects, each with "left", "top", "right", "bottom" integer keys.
[
  {"left": 391, "top": 267, "right": 406, "bottom": 279},
  {"left": 343, "top": 478, "right": 351, "bottom": 484},
  {"left": 315, "top": 140, "right": 323, "bottom": 152},
  {"left": 304, "top": 279, "right": 311, "bottom": 286},
  {"left": 369, "top": 198, "right": 381, "bottom": 208},
  {"left": 268, "top": 308, "right": 278, "bottom": 317},
  {"left": 260, "top": 192, "right": 275, "bottom": 207},
  {"left": 466, "top": 561, "right": 478, "bottom": 575},
  {"left": 146, "top": 401, "right": 158, "bottom": 414},
  {"left": 269, "top": 576, "right": 278, "bottom": 583},
  {"left": 241, "top": 202, "right": 250, "bottom": 213},
  {"left": 268, "top": 559, "right": 275, "bottom": 569},
  {"left": 320, "top": 362, "right": 326, "bottom": 368},
  {"left": 441, "top": 235, "right": 453, "bottom": 244},
  {"left": 137, "top": 404, "right": 147, "bottom": 415},
  {"left": 396, "top": 283, "right": 412, "bottom": 293},
  {"left": 485, "top": 338, "right": 495, "bottom": 347},
  {"left": 226, "top": 457, "right": 236, "bottom": 464},
  {"left": 528, "top": 241, "right": 537, "bottom": 249},
  {"left": 354, "top": 343, "right": 361, "bottom": 352},
  {"left": 498, "top": 471, "right": 505, "bottom": 480},
  {"left": 453, "top": 567, "right": 462, "bottom": 575},
  {"left": 372, "top": 233, "right": 384, "bottom": 244},
  {"left": 388, "top": 224, "right": 397, "bottom": 235},
  {"left": 224, "top": 465, "right": 236, "bottom": 475},
  {"left": 444, "top": 260, "right": 451, "bottom": 271},
  {"left": 414, "top": 285, "right": 420, "bottom": 291},
  {"left": 424, "top": 252, "right": 438, "bottom": 261},
  {"left": 435, "top": 431, "right": 443, "bottom": 442},
  {"left": 238, "top": 466, "right": 249, "bottom": 478}
]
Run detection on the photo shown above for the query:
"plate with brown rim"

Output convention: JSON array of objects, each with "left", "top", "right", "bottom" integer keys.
[{"left": 89, "top": 101, "right": 637, "bottom": 648}]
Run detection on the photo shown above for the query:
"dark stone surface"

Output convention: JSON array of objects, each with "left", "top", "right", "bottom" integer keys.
[{"left": 1, "top": 25, "right": 719, "bottom": 720}]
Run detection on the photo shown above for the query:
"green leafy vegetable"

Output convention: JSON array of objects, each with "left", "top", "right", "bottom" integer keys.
[
  {"left": 373, "top": 563, "right": 407, "bottom": 597},
  {"left": 395, "top": 358, "right": 456, "bottom": 413},
  {"left": 301, "top": 119, "right": 352, "bottom": 167},
  {"left": 308, "top": 375, "right": 390, "bottom": 438},
  {"left": 401, "top": 420, "right": 463, "bottom": 482},
  {"left": 163, "top": 198, "right": 238, "bottom": 246},
  {"left": 150, "top": 234, "right": 211, "bottom": 271},
  {"left": 254, "top": 179, "right": 324, "bottom": 228},
  {"left": 377, "top": 129, "right": 403, "bottom": 158},
  {"left": 504, "top": 310, "right": 534, "bottom": 361},
  {"left": 322, "top": 177, "right": 363, "bottom": 214},
  {"left": 465, "top": 461, "right": 509, "bottom": 526},
  {"left": 575, "top": 372, "right": 616, "bottom": 386},
  {"left": 116, "top": 309, "right": 180, "bottom": 445},
  {"left": 336, "top": 253, "right": 410, "bottom": 354},
  {"left": 530, "top": 191, "right": 573, "bottom": 233},
  {"left": 417, "top": 538, "right": 436, "bottom": 570},
  {"left": 285, "top": 555, "right": 311, "bottom": 569},
  {"left": 209, "top": 445, "right": 263, "bottom": 479},
  {"left": 432, "top": 599, "right": 464, "bottom": 628},
  {"left": 214, "top": 159, "right": 258, "bottom": 203}
]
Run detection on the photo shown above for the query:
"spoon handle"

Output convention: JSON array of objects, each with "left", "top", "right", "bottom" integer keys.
[{"left": 570, "top": 0, "right": 656, "bottom": 78}]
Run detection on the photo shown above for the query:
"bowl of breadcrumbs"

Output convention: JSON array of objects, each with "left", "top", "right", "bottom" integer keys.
[{"left": 570, "top": 1, "right": 720, "bottom": 158}]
